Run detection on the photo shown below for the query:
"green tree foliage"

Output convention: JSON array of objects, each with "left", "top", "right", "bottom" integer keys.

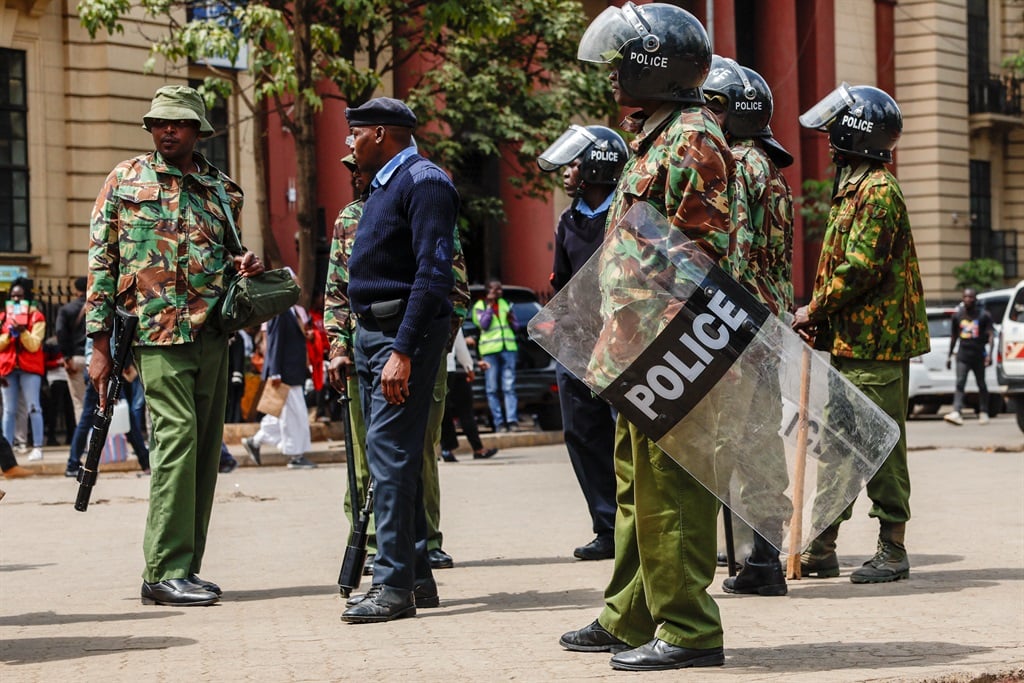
[
  {"left": 75, "top": 0, "right": 612, "bottom": 299},
  {"left": 795, "top": 172, "right": 834, "bottom": 242},
  {"left": 953, "top": 258, "right": 1005, "bottom": 292}
]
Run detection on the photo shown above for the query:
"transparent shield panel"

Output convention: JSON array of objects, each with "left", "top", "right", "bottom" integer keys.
[{"left": 529, "top": 202, "right": 899, "bottom": 554}]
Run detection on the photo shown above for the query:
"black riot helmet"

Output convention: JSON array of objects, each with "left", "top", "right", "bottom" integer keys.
[
  {"left": 703, "top": 55, "right": 773, "bottom": 138},
  {"left": 577, "top": 2, "right": 711, "bottom": 104},
  {"left": 800, "top": 83, "right": 902, "bottom": 163},
  {"left": 538, "top": 125, "right": 628, "bottom": 187}
]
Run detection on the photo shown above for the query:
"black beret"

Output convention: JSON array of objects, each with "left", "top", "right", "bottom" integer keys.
[{"left": 345, "top": 97, "right": 417, "bottom": 128}]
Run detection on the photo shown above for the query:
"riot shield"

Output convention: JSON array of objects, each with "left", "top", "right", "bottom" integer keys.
[{"left": 528, "top": 202, "right": 899, "bottom": 554}]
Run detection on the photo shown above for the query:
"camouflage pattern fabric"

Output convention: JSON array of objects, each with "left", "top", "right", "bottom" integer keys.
[
  {"left": 590, "top": 105, "right": 735, "bottom": 381},
  {"left": 87, "top": 152, "right": 243, "bottom": 345},
  {"left": 729, "top": 141, "right": 794, "bottom": 315},
  {"left": 806, "top": 162, "right": 929, "bottom": 361},
  {"left": 323, "top": 200, "right": 469, "bottom": 360},
  {"left": 323, "top": 199, "right": 363, "bottom": 359}
]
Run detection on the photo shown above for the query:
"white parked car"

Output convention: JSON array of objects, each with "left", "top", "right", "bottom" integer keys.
[
  {"left": 995, "top": 280, "right": 1024, "bottom": 431},
  {"left": 907, "top": 288, "right": 1013, "bottom": 417}
]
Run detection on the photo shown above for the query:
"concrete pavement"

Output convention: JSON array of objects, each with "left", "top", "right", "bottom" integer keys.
[{"left": 1, "top": 415, "right": 1022, "bottom": 681}]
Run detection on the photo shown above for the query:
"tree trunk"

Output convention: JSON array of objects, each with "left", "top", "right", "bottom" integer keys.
[
  {"left": 252, "top": 99, "right": 283, "bottom": 269},
  {"left": 292, "top": 0, "right": 317, "bottom": 310}
]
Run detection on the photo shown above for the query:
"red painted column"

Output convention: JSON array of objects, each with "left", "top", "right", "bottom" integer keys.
[
  {"left": 875, "top": 0, "right": 898, "bottom": 172},
  {"left": 713, "top": 0, "right": 737, "bottom": 57},
  {"left": 875, "top": 0, "right": 897, "bottom": 97},
  {"left": 754, "top": 0, "right": 809, "bottom": 304},
  {"left": 499, "top": 148, "right": 557, "bottom": 296},
  {"left": 793, "top": 0, "right": 836, "bottom": 302}
]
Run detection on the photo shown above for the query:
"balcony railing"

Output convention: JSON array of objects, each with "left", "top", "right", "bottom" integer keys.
[{"left": 969, "top": 73, "right": 1022, "bottom": 116}]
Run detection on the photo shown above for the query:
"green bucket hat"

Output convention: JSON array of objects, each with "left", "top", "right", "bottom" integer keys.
[{"left": 142, "top": 85, "right": 215, "bottom": 138}]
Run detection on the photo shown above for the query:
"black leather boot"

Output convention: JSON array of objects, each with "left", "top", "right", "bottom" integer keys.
[{"left": 722, "top": 534, "right": 787, "bottom": 596}]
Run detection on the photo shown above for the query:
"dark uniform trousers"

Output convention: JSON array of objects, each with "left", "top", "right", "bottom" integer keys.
[
  {"left": 555, "top": 363, "right": 616, "bottom": 539},
  {"left": 136, "top": 325, "right": 228, "bottom": 583},
  {"left": 598, "top": 409, "right": 724, "bottom": 650},
  {"left": 355, "top": 315, "right": 450, "bottom": 590},
  {"left": 823, "top": 357, "right": 911, "bottom": 527}
]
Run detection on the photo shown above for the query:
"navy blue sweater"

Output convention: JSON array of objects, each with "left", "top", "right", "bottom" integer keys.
[{"left": 348, "top": 154, "right": 459, "bottom": 355}]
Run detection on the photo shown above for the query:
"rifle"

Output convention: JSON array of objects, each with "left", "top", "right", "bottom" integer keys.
[
  {"left": 336, "top": 370, "right": 373, "bottom": 596},
  {"left": 75, "top": 309, "right": 139, "bottom": 512}
]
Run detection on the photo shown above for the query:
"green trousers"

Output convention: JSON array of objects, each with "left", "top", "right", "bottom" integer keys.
[
  {"left": 343, "top": 357, "right": 447, "bottom": 553},
  {"left": 827, "top": 357, "right": 911, "bottom": 527},
  {"left": 136, "top": 326, "right": 228, "bottom": 583},
  {"left": 598, "top": 411, "right": 723, "bottom": 650}
]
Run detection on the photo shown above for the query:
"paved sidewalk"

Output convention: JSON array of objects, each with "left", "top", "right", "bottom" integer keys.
[{"left": 1, "top": 416, "right": 1022, "bottom": 682}]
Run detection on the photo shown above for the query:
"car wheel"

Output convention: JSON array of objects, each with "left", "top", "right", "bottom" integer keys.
[
  {"left": 916, "top": 401, "right": 941, "bottom": 416},
  {"left": 987, "top": 394, "right": 1004, "bottom": 417},
  {"left": 1016, "top": 400, "right": 1024, "bottom": 433},
  {"left": 536, "top": 404, "right": 563, "bottom": 431}
]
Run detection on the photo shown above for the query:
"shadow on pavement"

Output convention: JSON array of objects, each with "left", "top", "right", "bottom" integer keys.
[
  {"left": 0, "top": 610, "right": 181, "bottom": 627},
  {"left": 0, "top": 563, "right": 56, "bottom": 573},
  {"left": 421, "top": 587, "right": 604, "bottom": 616},
  {"left": 779, "top": 565, "right": 1024, "bottom": 600},
  {"left": 725, "top": 640, "right": 992, "bottom": 673},
  {"left": 229, "top": 584, "right": 341, "bottom": 601},
  {"left": 0, "top": 636, "right": 197, "bottom": 664},
  {"left": 451, "top": 555, "right": 580, "bottom": 569}
]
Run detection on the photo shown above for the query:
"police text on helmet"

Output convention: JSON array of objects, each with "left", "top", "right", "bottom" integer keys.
[
  {"left": 841, "top": 113, "right": 873, "bottom": 133},
  {"left": 631, "top": 52, "right": 668, "bottom": 68},
  {"left": 590, "top": 148, "right": 620, "bottom": 163}
]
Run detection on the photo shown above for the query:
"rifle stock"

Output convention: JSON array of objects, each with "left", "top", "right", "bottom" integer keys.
[
  {"left": 338, "top": 479, "right": 374, "bottom": 597},
  {"left": 75, "top": 309, "right": 139, "bottom": 512}
]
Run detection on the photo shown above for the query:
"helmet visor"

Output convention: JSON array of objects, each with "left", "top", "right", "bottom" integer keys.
[
  {"left": 799, "top": 82, "right": 854, "bottom": 130},
  {"left": 538, "top": 125, "right": 599, "bottom": 172},
  {"left": 578, "top": 5, "right": 640, "bottom": 63}
]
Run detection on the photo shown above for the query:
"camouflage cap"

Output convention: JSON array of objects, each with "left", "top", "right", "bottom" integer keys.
[
  {"left": 142, "top": 85, "right": 214, "bottom": 138},
  {"left": 340, "top": 153, "right": 357, "bottom": 171}
]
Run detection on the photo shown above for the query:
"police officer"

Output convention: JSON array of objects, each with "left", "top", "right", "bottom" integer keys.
[
  {"left": 703, "top": 56, "right": 794, "bottom": 597},
  {"left": 558, "top": 3, "right": 734, "bottom": 671},
  {"left": 538, "top": 124, "right": 628, "bottom": 561},
  {"left": 337, "top": 97, "right": 459, "bottom": 622},
  {"left": 793, "top": 84, "right": 929, "bottom": 583}
]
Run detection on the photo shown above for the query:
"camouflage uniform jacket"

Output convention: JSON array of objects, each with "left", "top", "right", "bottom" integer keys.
[
  {"left": 323, "top": 198, "right": 469, "bottom": 360},
  {"left": 86, "top": 151, "right": 243, "bottom": 345},
  {"left": 587, "top": 105, "right": 735, "bottom": 389},
  {"left": 806, "top": 162, "right": 929, "bottom": 361},
  {"left": 607, "top": 104, "right": 735, "bottom": 265},
  {"left": 730, "top": 140, "right": 794, "bottom": 315}
]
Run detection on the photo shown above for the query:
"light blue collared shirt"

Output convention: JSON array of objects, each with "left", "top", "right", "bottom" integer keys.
[
  {"left": 574, "top": 191, "right": 614, "bottom": 218},
  {"left": 372, "top": 143, "right": 418, "bottom": 190}
]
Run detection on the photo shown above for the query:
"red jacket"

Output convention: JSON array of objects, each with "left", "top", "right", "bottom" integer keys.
[{"left": 0, "top": 307, "right": 47, "bottom": 377}]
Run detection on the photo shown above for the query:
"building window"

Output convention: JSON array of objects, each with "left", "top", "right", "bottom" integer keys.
[
  {"left": 0, "top": 49, "right": 29, "bottom": 253},
  {"left": 191, "top": 80, "right": 230, "bottom": 174},
  {"left": 969, "top": 160, "right": 1019, "bottom": 279}
]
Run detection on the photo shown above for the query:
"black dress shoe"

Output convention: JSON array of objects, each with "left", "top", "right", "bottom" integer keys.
[
  {"left": 346, "top": 579, "right": 439, "bottom": 608},
  {"left": 362, "top": 553, "right": 375, "bottom": 577},
  {"left": 472, "top": 448, "right": 498, "bottom": 459},
  {"left": 609, "top": 638, "right": 724, "bottom": 671},
  {"left": 340, "top": 584, "right": 416, "bottom": 623},
  {"left": 427, "top": 548, "right": 454, "bottom": 569},
  {"left": 188, "top": 573, "right": 222, "bottom": 596},
  {"left": 574, "top": 536, "right": 614, "bottom": 561},
  {"left": 141, "top": 579, "right": 219, "bottom": 606},
  {"left": 559, "top": 620, "right": 630, "bottom": 653}
]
